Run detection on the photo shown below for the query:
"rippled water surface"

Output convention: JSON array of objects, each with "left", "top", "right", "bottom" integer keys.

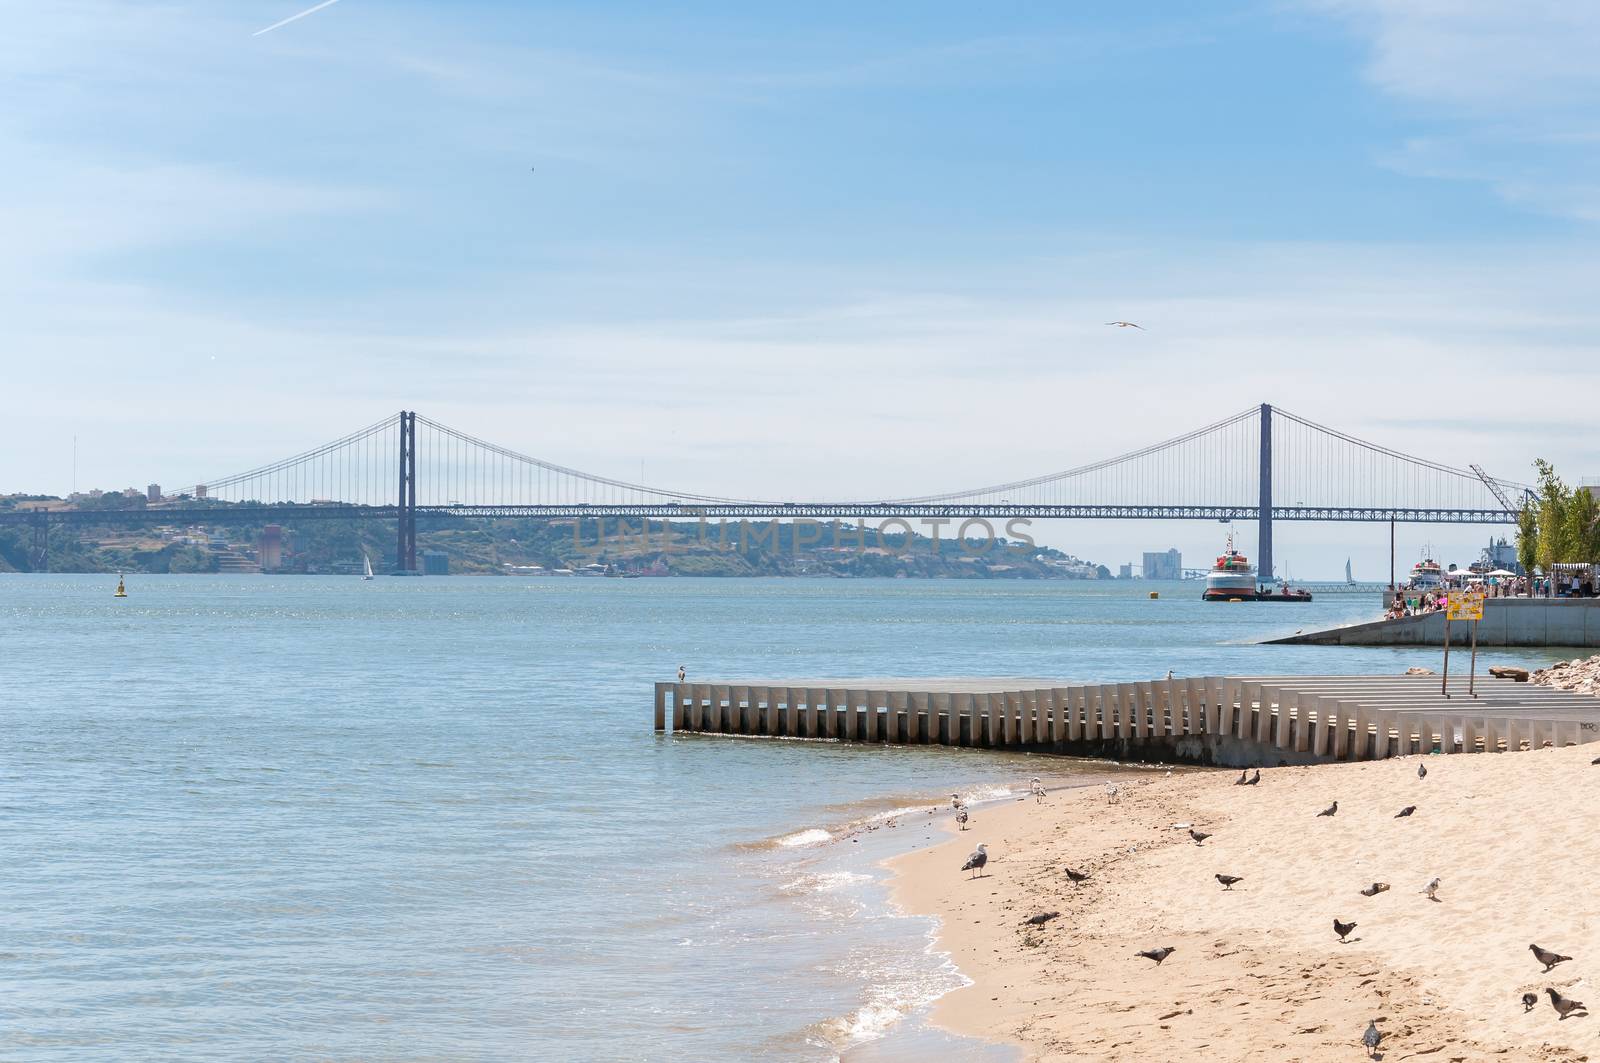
[{"left": 0, "top": 576, "right": 1561, "bottom": 1061}]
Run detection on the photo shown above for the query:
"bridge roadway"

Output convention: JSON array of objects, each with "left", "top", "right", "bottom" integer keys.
[{"left": 0, "top": 502, "right": 1519, "bottom": 527}]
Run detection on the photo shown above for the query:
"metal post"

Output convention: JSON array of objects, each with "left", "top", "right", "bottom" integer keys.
[
  {"left": 1468, "top": 617, "right": 1479, "bottom": 697},
  {"left": 1441, "top": 612, "right": 1451, "bottom": 698},
  {"left": 1258, "top": 403, "right": 1273, "bottom": 584},
  {"left": 1389, "top": 518, "right": 1395, "bottom": 591}
]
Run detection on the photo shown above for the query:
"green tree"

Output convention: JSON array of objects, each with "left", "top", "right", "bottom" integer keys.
[
  {"left": 1516, "top": 501, "right": 1539, "bottom": 577},
  {"left": 1567, "top": 483, "right": 1600, "bottom": 561},
  {"left": 1532, "top": 459, "right": 1576, "bottom": 568}
]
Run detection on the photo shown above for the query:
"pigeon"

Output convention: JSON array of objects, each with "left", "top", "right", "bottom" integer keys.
[
  {"left": 1418, "top": 761, "right": 1427, "bottom": 779},
  {"left": 1317, "top": 801, "right": 1338, "bottom": 817},
  {"left": 1024, "top": 911, "right": 1060, "bottom": 926},
  {"left": 1189, "top": 829, "right": 1212, "bottom": 845},
  {"left": 1245, "top": 769, "right": 1261, "bottom": 785},
  {"left": 1522, "top": 992, "right": 1538, "bottom": 1012},
  {"left": 1395, "top": 805, "right": 1416, "bottom": 818},
  {"left": 1064, "top": 867, "right": 1090, "bottom": 886},
  {"left": 1530, "top": 943, "right": 1572, "bottom": 972},
  {"left": 961, "top": 843, "right": 988, "bottom": 879},
  {"left": 1360, "top": 882, "right": 1391, "bottom": 897},
  {"left": 1136, "top": 946, "right": 1175, "bottom": 965},
  {"left": 955, "top": 807, "right": 969, "bottom": 831},
  {"left": 1235, "top": 770, "right": 1248, "bottom": 786},
  {"left": 1421, "top": 876, "right": 1440, "bottom": 901},
  {"left": 1334, "top": 918, "right": 1357, "bottom": 942},
  {"left": 1215, "top": 874, "right": 1243, "bottom": 891},
  {"left": 1591, "top": 755, "right": 1600, "bottom": 765},
  {"left": 1547, "top": 987, "right": 1587, "bottom": 1019},
  {"left": 1363, "top": 1019, "right": 1382, "bottom": 1056}
]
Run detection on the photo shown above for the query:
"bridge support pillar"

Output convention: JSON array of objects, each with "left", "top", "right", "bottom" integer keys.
[
  {"left": 397, "top": 410, "right": 417, "bottom": 572},
  {"left": 29, "top": 510, "right": 49, "bottom": 572},
  {"left": 1258, "top": 402, "right": 1273, "bottom": 584}
]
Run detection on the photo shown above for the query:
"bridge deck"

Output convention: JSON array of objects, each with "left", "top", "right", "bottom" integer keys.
[{"left": 652, "top": 674, "right": 1600, "bottom": 766}]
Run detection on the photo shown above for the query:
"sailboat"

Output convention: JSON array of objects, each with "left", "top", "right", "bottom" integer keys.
[
  {"left": 361, "top": 553, "right": 375, "bottom": 581},
  {"left": 1345, "top": 559, "right": 1354, "bottom": 586}
]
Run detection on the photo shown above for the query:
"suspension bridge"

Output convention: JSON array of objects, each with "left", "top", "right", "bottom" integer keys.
[{"left": 4, "top": 404, "right": 1529, "bottom": 573}]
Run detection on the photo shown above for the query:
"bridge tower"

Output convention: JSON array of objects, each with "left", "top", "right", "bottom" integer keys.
[
  {"left": 396, "top": 410, "right": 417, "bottom": 573},
  {"left": 1258, "top": 402, "right": 1273, "bottom": 584}
]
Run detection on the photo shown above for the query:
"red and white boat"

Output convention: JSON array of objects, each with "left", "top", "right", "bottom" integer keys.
[{"left": 1203, "top": 535, "right": 1258, "bottom": 601}]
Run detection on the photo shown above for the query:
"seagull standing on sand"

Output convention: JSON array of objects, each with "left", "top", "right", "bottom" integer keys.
[
  {"left": 1421, "top": 876, "right": 1441, "bottom": 901},
  {"left": 1363, "top": 1019, "right": 1382, "bottom": 1057},
  {"left": 1104, "top": 782, "right": 1121, "bottom": 804},
  {"left": 961, "top": 843, "right": 988, "bottom": 879},
  {"left": 955, "top": 807, "right": 969, "bottom": 831},
  {"left": 950, "top": 793, "right": 964, "bottom": 810},
  {"left": 1030, "top": 777, "right": 1046, "bottom": 803}
]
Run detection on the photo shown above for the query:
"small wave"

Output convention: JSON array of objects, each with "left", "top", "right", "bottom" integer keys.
[
  {"left": 780, "top": 870, "right": 871, "bottom": 896},
  {"left": 777, "top": 828, "right": 833, "bottom": 848}
]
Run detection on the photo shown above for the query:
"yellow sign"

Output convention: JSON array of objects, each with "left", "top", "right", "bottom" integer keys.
[{"left": 1446, "top": 589, "right": 1484, "bottom": 621}]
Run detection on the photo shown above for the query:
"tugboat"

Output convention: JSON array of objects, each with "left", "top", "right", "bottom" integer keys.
[{"left": 1203, "top": 534, "right": 1259, "bottom": 602}]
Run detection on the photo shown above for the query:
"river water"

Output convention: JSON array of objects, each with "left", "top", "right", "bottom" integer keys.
[{"left": 0, "top": 576, "right": 1563, "bottom": 1061}]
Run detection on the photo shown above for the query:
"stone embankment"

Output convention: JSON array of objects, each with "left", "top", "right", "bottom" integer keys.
[{"left": 1532, "top": 654, "right": 1600, "bottom": 695}]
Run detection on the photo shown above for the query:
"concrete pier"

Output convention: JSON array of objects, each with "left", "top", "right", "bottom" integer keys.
[
  {"left": 653, "top": 674, "right": 1600, "bottom": 767},
  {"left": 1268, "top": 598, "right": 1600, "bottom": 648}
]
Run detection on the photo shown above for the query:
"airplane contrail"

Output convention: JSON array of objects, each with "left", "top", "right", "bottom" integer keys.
[{"left": 254, "top": 0, "right": 344, "bottom": 36}]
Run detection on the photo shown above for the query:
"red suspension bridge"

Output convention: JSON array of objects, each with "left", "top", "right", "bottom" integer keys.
[{"left": 4, "top": 404, "right": 1529, "bottom": 574}]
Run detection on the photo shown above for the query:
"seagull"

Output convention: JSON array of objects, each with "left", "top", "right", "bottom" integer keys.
[
  {"left": 1418, "top": 761, "right": 1428, "bottom": 779},
  {"left": 1104, "top": 782, "right": 1120, "bottom": 804},
  {"left": 961, "top": 843, "right": 988, "bottom": 879},
  {"left": 1215, "top": 873, "right": 1243, "bottom": 891},
  {"left": 1547, "top": 987, "right": 1587, "bottom": 1019},
  {"left": 1105, "top": 321, "right": 1144, "bottom": 329},
  {"left": 1188, "top": 829, "right": 1211, "bottom": 845},
  {"left": 1522, "top": 992, "right": 1539, "bottom": 1011},
  {"left": 955, "top": 807, "right": 969, "bottom": 831},
  {"left": 1317, "top": 801, "right": 1338, "bottom": 817},
  {"left": 1360, "top": 882, "right": 1391, "bottom": 897},
  {"left": 1530, "top": 943, "right": 1572, "bottom": 972},
  {"left": 1136, "top": 946, "right": 1175, "bottom": 965},
  {"left": 950, "top": 793, "right": 964, "bottom": 810},
  {"left": 1064, "top": 867, "right": 1090, "bottom": 887},
  {"left": 1395, "top": 805, "right": 1416, "bottom": 818},
  {"left": 1421, "top": 876, "right": 1440, "bottom": 901},
  {"left": 1334, "top": 918, "right": 1357, "bottom": 942},
  {"left": 1030, "top": 777, "right": 1046, "bottom": 803},
  {"left": 1024, "top": 911, "right": 1061, "bottom": 926},
  {"left": 254, "top": 0, "right": 342, "bottom": 36},
  {"left": 1363, "top": 1019, "right": 1382, "bottom": 1057},
  {"left": 1245, "top": 769, "right": 1261, "bottom": 786}
]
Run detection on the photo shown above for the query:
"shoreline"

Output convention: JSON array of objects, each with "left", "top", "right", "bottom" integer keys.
[{"left": 886, "top": 746, "right": 1599, "bottom": 1061}]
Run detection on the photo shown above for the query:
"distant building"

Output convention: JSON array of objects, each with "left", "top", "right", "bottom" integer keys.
[
  {"left": 1142, "top": 548, "right": 1182, "bottom": 581},
  {"left": 422, "top": 549, "right": 449, "bottom": 575},
  {"left": 195, "top": 484, "right": 208, "bottom": 499},
  {"left": 1118, "top": 563, "right": 1134, "bottom": 580},
  {"left": 147, "top": 483, "right": 161, "bottom": 502},
  {"left": 258, "top": 525, "right": 284, "bottom": 572}
]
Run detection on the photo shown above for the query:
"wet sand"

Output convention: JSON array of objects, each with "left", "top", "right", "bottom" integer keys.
[{"left": 889, "top": 745, "right": 1600, "bottom": 1061}]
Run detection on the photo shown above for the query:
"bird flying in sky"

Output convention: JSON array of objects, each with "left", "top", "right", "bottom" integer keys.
[{"left": 1105, "top": 321, "right": 1144, "bottom": 329}]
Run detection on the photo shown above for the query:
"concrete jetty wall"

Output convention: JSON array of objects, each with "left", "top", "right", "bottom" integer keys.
[{"left": 1267, "top": 598, "right": 1600, "bottom": 648}]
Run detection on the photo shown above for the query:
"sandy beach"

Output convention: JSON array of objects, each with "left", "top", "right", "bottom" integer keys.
[{"left": 890, "top": 745, "right": 1600, "bottom": 1061}]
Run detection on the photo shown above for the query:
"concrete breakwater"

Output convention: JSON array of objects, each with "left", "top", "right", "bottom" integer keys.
[
  {"left": 1268, "top": 597, "right": 1600, "bottom": 648},
  {"left": 653, "top": 674, "right": 1600, "bottom": 767}
]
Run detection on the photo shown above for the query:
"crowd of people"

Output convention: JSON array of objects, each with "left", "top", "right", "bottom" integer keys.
[{"left": 1386, "top": 567, "right": 1598, "bottom": 618}]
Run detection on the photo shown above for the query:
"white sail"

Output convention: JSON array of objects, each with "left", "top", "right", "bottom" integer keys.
[
  {"left": 1345, "top": 558, "right": 1353, "bottom": 584},
  {"left": 362, "top": 553, "right": 374, "bottom": 579}
]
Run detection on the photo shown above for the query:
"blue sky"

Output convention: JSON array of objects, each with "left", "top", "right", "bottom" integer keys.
[{"left": 4, "top": 1, "right": 1598, "bottom": 573}]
